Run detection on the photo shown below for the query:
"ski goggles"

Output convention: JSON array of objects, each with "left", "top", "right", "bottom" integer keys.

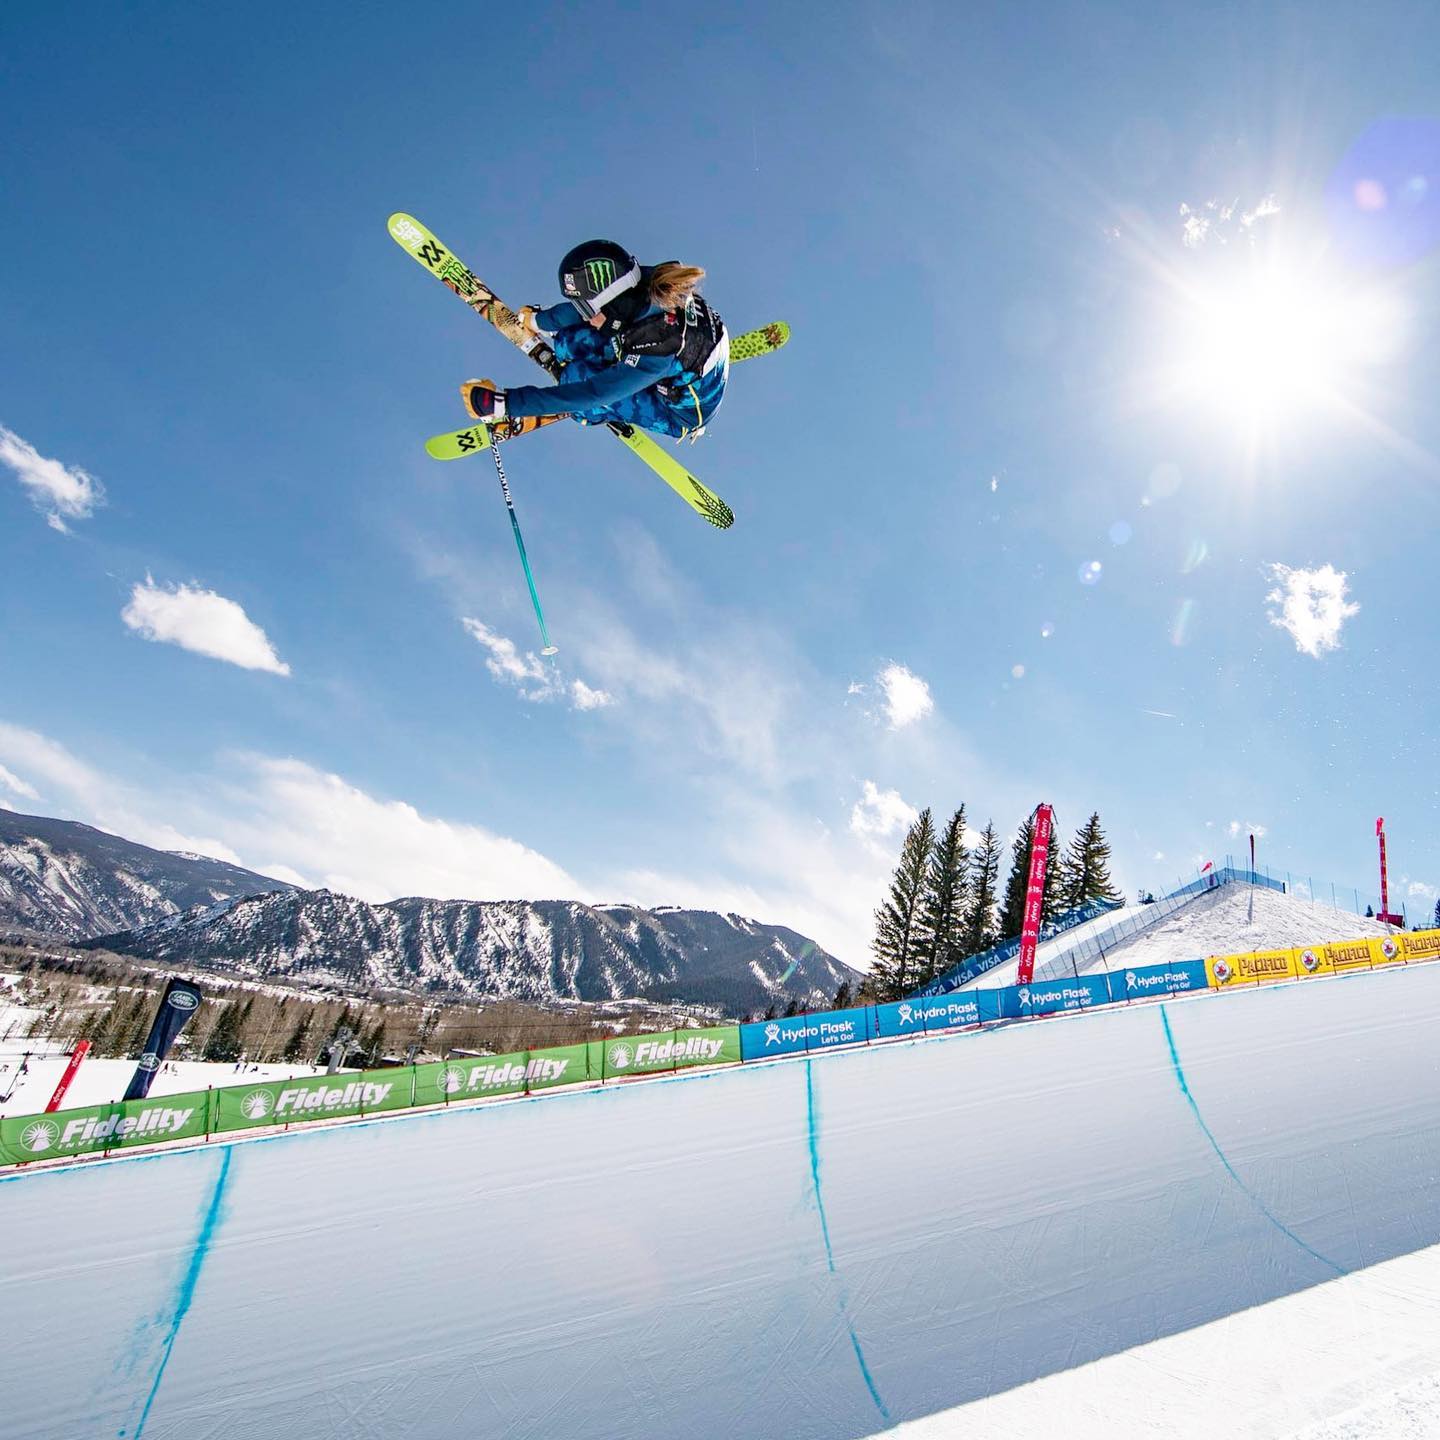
[{"left": 563, "top": 259, "right": 642, "bottom": 319}]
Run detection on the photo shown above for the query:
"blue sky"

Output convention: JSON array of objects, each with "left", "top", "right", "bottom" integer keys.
[{"left": 3, "top": 1, "right": 1438, "bottom": 962}]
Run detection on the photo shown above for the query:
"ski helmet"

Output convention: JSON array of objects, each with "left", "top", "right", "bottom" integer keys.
[{"left": 558, "top": 240, "right": 642, "bottom": 322}]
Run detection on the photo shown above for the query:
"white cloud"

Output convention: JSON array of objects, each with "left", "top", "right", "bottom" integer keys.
[
  {"left": 1265, "top": 563, "right": 1359, "bottom": 658},
  {"left": 219, "top": 757, "right": 582, "bottom": 902},
  {"left": 0, "top": 425, "right": 105, "bottom": 530},
  {"left": 570, "top": 679, "right": 612, "bottom": 711},
  {"left": 1227, "top": 820, "right": 1268, "bottom": 839},
  {"left": 122, "top": 577, "right": 290, "bottom": 675},
  {"left": 461, "top": 618, "right": 611, "bottom": 711},
  {"left": 0, "top": 721, "right": 582, "bottom": 905},
  {"left": 0, "top": 763, "right": 39, "bottom": 802},
  {"left": 1407, "top": 880, "right": 1439, "bottom": 903},
  {"left": 876, "top": 663, "right": 934, "bottom": 729},
  {"left": 849, "top": 781, "right": 919, "bottom": 853}
]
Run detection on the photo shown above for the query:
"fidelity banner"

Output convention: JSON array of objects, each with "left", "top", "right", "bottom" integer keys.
[
  {"left": 411, "top": 1045, "right": 591, "bottom": 1107},
  {"left": 213, "top": 1069, "right": 412, "bottom": 1134},
  {"left": 0, "top": 1089, "right": 211, "bottom": 1165},
  {"left": 588, "top": 1027, "right": 741, "bottom": 1079}
]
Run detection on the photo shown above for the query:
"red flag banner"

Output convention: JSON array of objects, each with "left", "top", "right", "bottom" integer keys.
[
  {"left": 1016, "top": 804, "right": 1055, "bottom": 986},
  {"left": 44, "top": 1040, "right": 91, "bottom": 1113}
]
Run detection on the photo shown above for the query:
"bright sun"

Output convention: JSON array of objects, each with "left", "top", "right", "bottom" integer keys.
[{"left": 1162, "top": 256, "right": 1405, "bottom": 434}]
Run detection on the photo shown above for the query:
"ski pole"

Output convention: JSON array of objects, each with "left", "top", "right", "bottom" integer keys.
[{"left": 486, "top": 427, "right": 557, "bottom": 656}]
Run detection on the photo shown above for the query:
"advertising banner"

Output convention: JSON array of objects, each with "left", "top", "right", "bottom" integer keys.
[
  {"left": 0, "top": 1089, "right": 211, "bottom": 1165},
  {"left": 1206, "top": 948, "right": 1298, "bottom": 987},
  {"left": 1368, "top": 935, "right": 1406, "bottom": 967},
  {"left": 123, "top": 978, "right": 204, "bottom": 1101},
  {"left": 1105, "top": 960, "right": 1209, "bottom": 1003},
  {"left": 740, "top": 1009, "right": 871, "bottom": 1061},
  {"left": 589, "top": 1026, "right": 741, "bottom": 1080},
  {"left": 412, "top": 1045, "right": 591, "bottom": 1107},
  {"left": 1321, "top": 939, "right": 1376, "bottom": 975},
  {"left": 1397, "top": 929, "right": 1440, "bottom": 963},
  {"left": 1293, "top": 944, "right": 1333, "bottom": 979},
  {"left": 874, "top": 993, "right": 988, "bottom": 1039},
  {"left": 1004, "top": 974, "right": 1110, "bottom": 1019},
  {"left": 212, "top": 1068, "right": 412, "bottom": 1135},
  {"left": 1016, "top": 803, "right": 1055, "bottom": 987}
]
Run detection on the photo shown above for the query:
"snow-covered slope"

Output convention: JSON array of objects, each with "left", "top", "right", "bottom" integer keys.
[
  {"left": 965, "top": 881, "right": 1393, "bottom": 989},
  {"left": 3, "top": 961, "right": 1438, "bottom": 1438},
  {"left": 0, "top": 808, "right": 291, "bottom": 940},
  {"left": 87, "top": 890, "right": 859, "bottom": 1016}
]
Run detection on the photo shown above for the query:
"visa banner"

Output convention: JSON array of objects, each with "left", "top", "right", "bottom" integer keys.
[
  {"left": 1105, "top": 960, "right": 1209, "bottom": 1003},
  {"left": 740, "top": 1008, "right": 872, "bottom": 1060}
]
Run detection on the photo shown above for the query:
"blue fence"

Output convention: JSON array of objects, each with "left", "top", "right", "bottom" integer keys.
[{"left": 740, "top": 958, "right": 1212, "bottom": 1063}]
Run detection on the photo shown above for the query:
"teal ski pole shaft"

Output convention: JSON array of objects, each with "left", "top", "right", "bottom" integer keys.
[{"left": 486, "top": 428, "right": 557, "bottom": 655}]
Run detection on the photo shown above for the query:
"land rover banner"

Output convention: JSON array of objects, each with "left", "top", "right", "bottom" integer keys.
[
  {"left": 122, "top": 978, "right": 204, "bottom": 1101},
  {"left": 212, "top": 1068, "right": 413, "bottom": 1134},
  {"left": 411, "top": 1045, "right": 592, "bottom": 1107},
  {"left": 0, "top": 1089, "right": 211, "bottom": 1165},
  {"left": 588, "top": 1026, "right": 741, "bottom": 1079}
]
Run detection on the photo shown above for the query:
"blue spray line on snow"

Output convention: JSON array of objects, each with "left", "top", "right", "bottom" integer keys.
[
  {"left": 1159, "top": 1006, "right": 1343, "bottom": 1278},
  {"left": 806, "top": 1060, "right": 892, "bottom": 1423},
  {"left": 122, "top": 1145, "right": 234, "bottom": 1438}
]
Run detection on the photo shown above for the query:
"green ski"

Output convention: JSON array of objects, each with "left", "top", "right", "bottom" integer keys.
[{"left": 388, "top": 212, "right": 739, "bottom": 530}]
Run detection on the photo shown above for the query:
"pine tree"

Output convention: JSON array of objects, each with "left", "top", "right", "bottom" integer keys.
[
  {"left": 999, "top": 813, "right": 1064, "bottom": 938},
  {"left": 870, "top": 808, "right": 935, "bottom": 1002},
  {"left": 282, "top": 1007, "right": 315, "bottom": 1063},
  {"left": 999, "top": 816, "right": 1036, "bottom": 938},
  {"left": 1432, "top": 897, "right": 1440, "bottom": 930},
  {"left": 202, "top": 1000, "right": 245, "bottom": 1063},
  {"left": 1060, "top": 812, "right": 1123, "bottom": 908},
  {"left": 915, "top": 806, "right": 970, "bottom": 987},
  {"left": 833, "top": 979, "right": 853, "bottom": 1010},
  {"left": 962, "top": 821, "right": 1002, "bottom": 956}
]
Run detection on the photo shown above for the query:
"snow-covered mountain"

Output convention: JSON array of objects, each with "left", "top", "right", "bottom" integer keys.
[
  {"left": 85, "top": 889, "right": 858, "bottom": 1016},
  {"left": 0, "top": 807, "right": 293, "bottom": 940}
]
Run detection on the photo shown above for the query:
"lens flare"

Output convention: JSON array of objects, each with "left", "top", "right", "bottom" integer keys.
[
  {"left": 1171, "top": 598, "right": 1196, "bottom": 646},
  {"left": 1078, "top": 560, "right": 1103, "bottom": 585},
  {"left": 1182, "top": 538, "right": 1209, "bottom": 574}
]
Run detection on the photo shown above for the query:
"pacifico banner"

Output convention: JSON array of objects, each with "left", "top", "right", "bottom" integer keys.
[
  {"left": 1397, "top": 929, "right": 1440, "bottom": 962},
  {"left": 1206, "top": 947, "right": 1299, "bottom": 987}
]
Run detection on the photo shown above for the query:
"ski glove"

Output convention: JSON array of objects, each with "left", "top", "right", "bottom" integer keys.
[{"left": 461, "top": 381, "right": 506, "bottom": 421}]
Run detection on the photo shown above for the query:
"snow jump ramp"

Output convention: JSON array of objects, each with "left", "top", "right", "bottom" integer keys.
[{"left": 5, "top": 961, "right": 1440, "bottom": 1439}]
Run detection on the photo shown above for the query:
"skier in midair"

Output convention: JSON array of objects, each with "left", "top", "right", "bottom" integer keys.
[{"left": 461, "top": 240, "right": 729, "bottom": 439}]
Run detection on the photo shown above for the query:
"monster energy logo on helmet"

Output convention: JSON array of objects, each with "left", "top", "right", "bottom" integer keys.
[
  {"left": 559, "top": 239, "right": 640, "bottom": 318},
  {"left": 584, "top": 257, "right": 617, "bottom": 291}
]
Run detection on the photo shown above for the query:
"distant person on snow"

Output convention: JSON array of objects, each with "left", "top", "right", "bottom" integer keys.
[{"left": 461, "top": 240, "right": 729, "bottom": 439}]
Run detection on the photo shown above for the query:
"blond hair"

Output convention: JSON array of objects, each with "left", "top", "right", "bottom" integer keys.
[{"left": 648, "top": 262, "right": 706, "bottom": 311}]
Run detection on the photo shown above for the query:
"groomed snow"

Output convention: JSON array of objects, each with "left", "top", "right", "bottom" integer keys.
[
  {"left": 2, "top": 958, "right": 1438, "bottom": 1437},
  {"left": 965, "top": 882, "right": 1392, "bottom": 990}
]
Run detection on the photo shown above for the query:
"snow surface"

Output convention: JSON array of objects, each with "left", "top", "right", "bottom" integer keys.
[
  {"left": 2, "top": 958, "right": 1438, "bottom": 1437},
  {"left": 966, "top": 882, "right": 1392, "bottom": 989}
]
